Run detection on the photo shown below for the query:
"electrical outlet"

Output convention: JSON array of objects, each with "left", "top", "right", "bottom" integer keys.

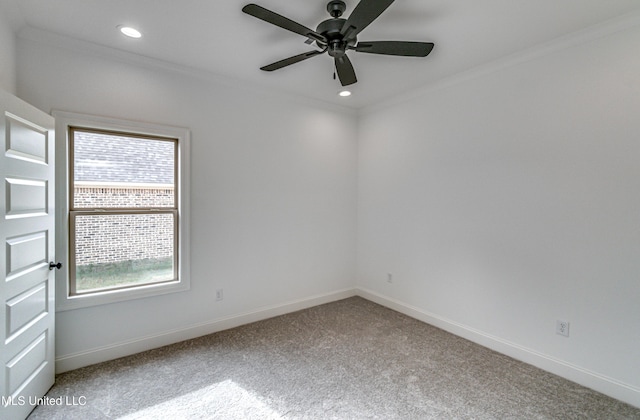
[
  {"left": 387, "top": 273, "right": 393, "bottom": 283},
  {"left": 216, "top": 289, "right": 224, "bottom": 301},
  {"left": 556, "top": 320, "right": 570, "bottom": 337}
]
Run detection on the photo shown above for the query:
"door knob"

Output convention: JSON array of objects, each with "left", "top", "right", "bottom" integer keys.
[{"left": 49, "top": 262, "right": 62, "bottom": 270}]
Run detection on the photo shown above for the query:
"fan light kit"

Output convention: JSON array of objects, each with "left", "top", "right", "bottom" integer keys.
[
  {"left": 242, "top": 0, "right": 434, "bottom": 86},
  {"left": 338, "top": 90, "right": 352, "bottom": 97},
  {"left": 118, "top": 25, "right": 142, "bottom": 39}
]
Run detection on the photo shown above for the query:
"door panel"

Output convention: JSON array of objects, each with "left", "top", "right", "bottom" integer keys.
[
  {"left": 5, "top": 178, "right": 48, "bottom": 217},
  {"left": 1, "top": 90, "right": 55, "bottom": 420},
  {"left": 6, "top": 231, "right": 48, "bottom": 278},
  {"left": 5, "top": 113, "right": 49, "bottom": 164},
  {"left": 7, "top": 282, "right": 48, "bottom": 338},
  {"left": 7, "top": 332, "right": 48, "bottom": 395}
]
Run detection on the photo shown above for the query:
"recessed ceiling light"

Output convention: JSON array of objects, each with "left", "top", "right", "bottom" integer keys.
[
  {"left": 118, "top": 25, "right": 142, "bottom": 39},
  {"left": 338, "top": 90, "right": 352, "bottom": 97}
]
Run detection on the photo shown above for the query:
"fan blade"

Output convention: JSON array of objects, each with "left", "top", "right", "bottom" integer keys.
[
  {"left": 335, "top": 55, "right": 357, "bottom": 86},
  {"left": 340, "top": 0, "right": 395, "bottom": 39},
  {"left": 242, "top": 4, "right": 327, "bottom": 44},
  {"left": 354, "top": 41, "right": 434, "bottom": 57},
  {"left": 260, "top": 50, "right": 324, "bottom": 72}
]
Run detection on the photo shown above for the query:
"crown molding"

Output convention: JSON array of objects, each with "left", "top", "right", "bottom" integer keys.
[
  {"left": 16, "top": 26, "right": 358, "bottom": 117},
  {"left": 361, "top": 8, "right": 640, "bottom": 116}
]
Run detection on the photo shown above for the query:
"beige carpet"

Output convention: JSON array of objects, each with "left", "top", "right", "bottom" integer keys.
[{"left": 29, "top": 297, "right": 640, "bottom": 419}]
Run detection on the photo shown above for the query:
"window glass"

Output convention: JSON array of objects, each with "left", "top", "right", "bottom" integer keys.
[
  {"left": 72, "top": 213, "right": 176, "bottom": 294},
  {"left": 72, "top": 130, "right": 175, "bottom": 208}
]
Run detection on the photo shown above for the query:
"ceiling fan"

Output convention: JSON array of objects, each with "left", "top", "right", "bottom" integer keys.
[{"left": 242, "top": 0, "right": 434, "bottom": 86}]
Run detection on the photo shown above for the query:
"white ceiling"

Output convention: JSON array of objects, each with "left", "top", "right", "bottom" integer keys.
[{"left": 2, "top": 0, "right": 640, "bottom": 109}]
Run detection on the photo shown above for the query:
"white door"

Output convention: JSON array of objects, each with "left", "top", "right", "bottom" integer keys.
[{"left": 0, "top": 90, "right": 56, "bottom": 420}]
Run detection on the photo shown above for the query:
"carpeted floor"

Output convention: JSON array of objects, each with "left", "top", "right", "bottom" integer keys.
[{"left": 29, "top": 297, "right": 640, "bottom": 419}]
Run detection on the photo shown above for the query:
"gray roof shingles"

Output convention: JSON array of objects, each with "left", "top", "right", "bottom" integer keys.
[{"left": 74, "top": 131, "right": 174, "bottom": 184}]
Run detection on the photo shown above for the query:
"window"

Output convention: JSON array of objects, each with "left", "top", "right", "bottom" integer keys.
[
  {"left": 70, "top": 128, "right": 177, "bottom": 294},
  {"left": 54, "top": 112, "right": 190, "bottom": 310}
]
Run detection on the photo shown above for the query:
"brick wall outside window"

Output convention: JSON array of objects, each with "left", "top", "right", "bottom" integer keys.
[{"left": 74, "top": 184, "right": 174, "bottom": 266}]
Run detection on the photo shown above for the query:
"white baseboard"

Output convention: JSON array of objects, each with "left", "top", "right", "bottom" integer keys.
[
  {"left": 55, "top": 288, "right": 357, "bottom": 374},
  {"left": 356, "top": 287, "right": 640, "bottom": 409}
]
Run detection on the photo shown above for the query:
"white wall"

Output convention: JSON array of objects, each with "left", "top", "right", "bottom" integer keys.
[
  {"left": 357, "top": 23, "right": 640, "bottom": 405},
  {"left": 16, "top": 30, "right": 357, "bottom": 369},
  {"left": 0, "top": 6, "right": 16, "bottom": 93}
]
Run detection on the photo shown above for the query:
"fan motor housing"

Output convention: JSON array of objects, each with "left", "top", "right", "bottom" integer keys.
[
  {"left": 316, "top": 18, "right": 356, "bottom": 57},
  {"left": 316, "top": 18, "right": 346, "bottom": 40}
]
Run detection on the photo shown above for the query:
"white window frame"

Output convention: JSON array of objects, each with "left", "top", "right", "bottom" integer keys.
[{"left": 54, "top": 111, "right": 190, "bottom": 311}]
